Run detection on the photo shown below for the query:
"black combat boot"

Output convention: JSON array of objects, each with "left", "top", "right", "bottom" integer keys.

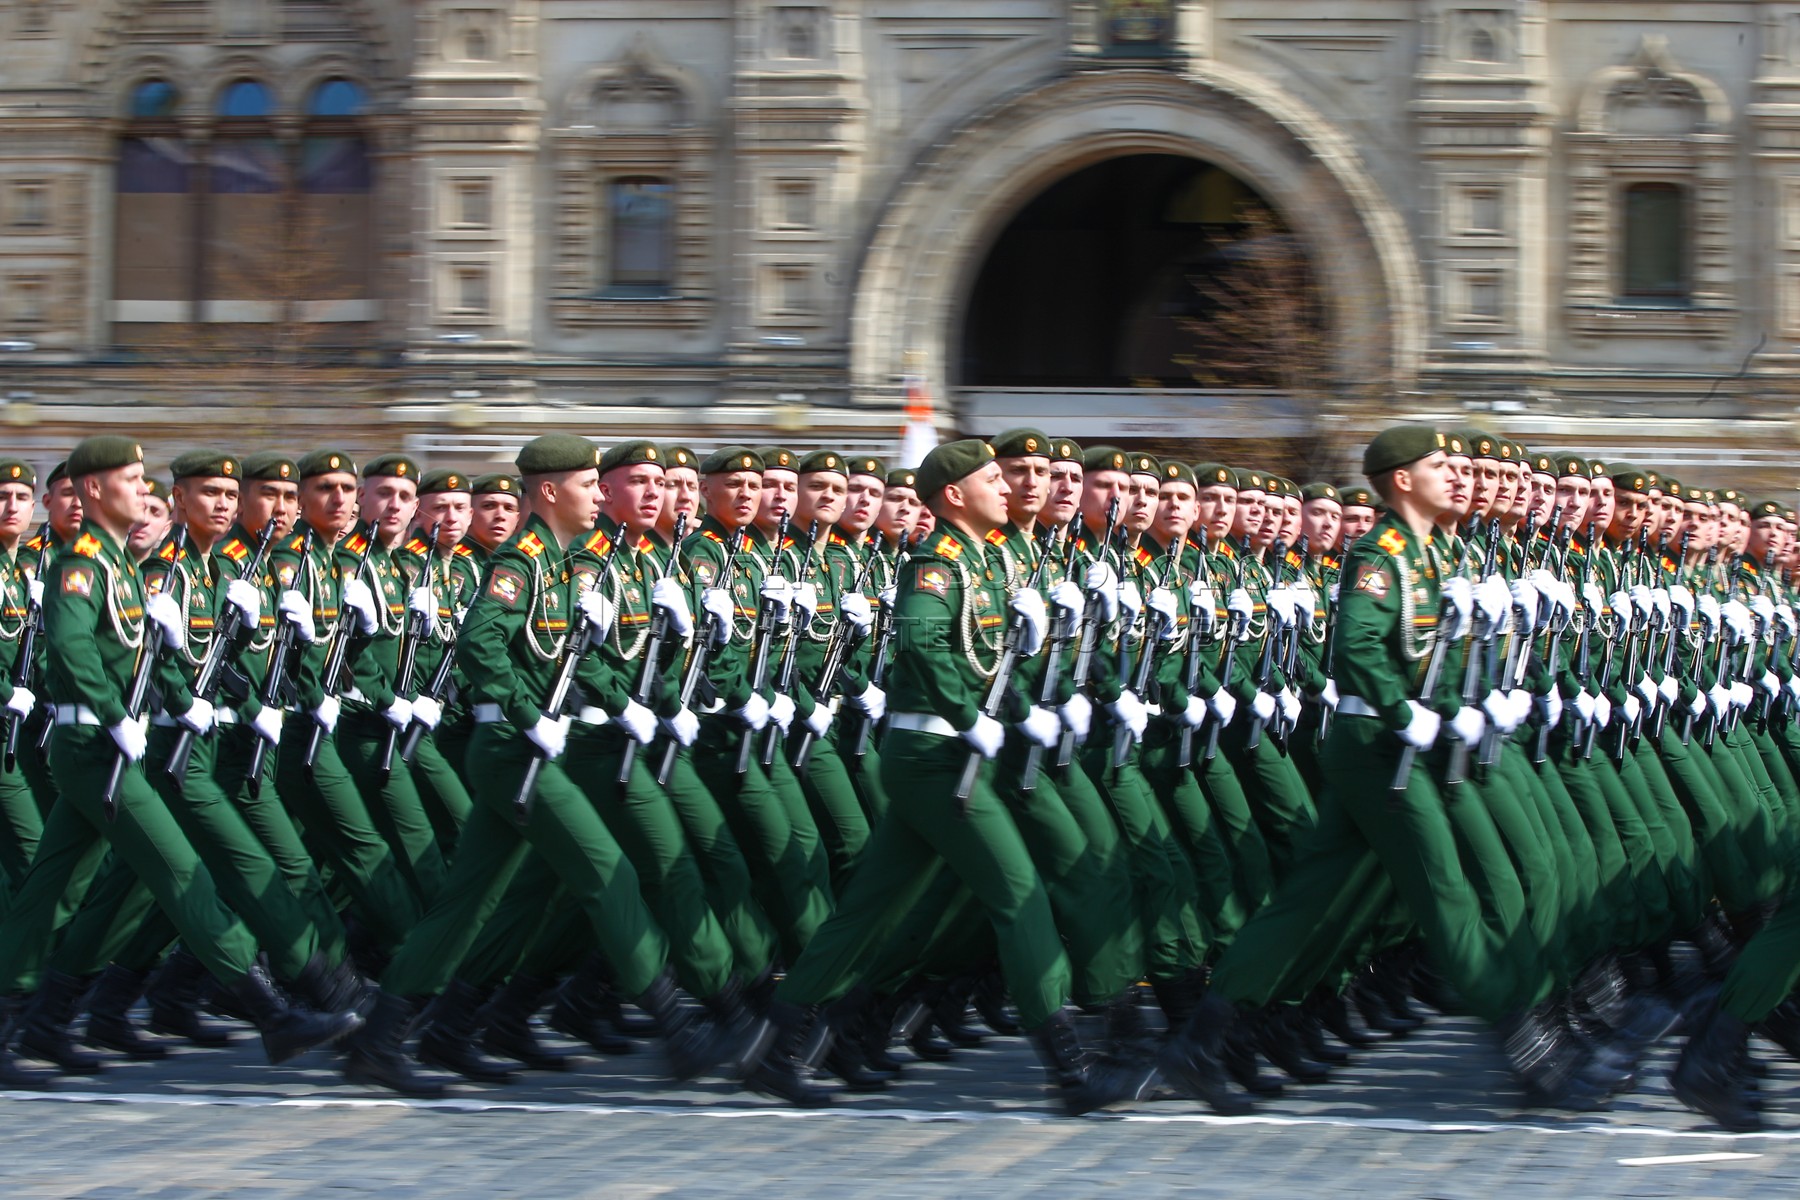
[
  {"left": 343, "top": 990, "right": 445, "bottom": 1098},
  {"left": 1670, "top": 993, "right": 1762, "bottom": 1132},
  {"left": 416, "top": 980, "right": 516, "bottom": 1083},
  {"left": 1158, "top": 993, "right": 1255, "bottom": 1115},
  {"left": 548, "top": 960, "right": 638, "bottom": 1054},
  {"left": 745, "top": 1000, "right": 833, "bottom": 1108},
  {"left": 0, "top": 998, "right": 56, "bottom": 1090},
  {"left": 929, "top": 977, "right": 985, "bottom": 1049},
  {"left": 145, "top": 947, "right": 232, "bottom": 1048},
  {"left": 820, "top": 992, "right": 895, "bottom": 1092},
  {"left": 284, "top": 953, "right": 368, "bottom": 1018},
  {"left": 481, "top": 974, "right": 573, "bottom": 1072},
  {"left": 1029, "top": 1008, "right": 1156, "bottom": 1117},
  {"left": 1499, "top": 1002, "right": 1608, "bottom": 1113},
  {"left": 1314, "top": 986, "right": 1381, "bottom": 1049},
  {"left": 17, "top": 971, "right": 105, "bottom": 1074},
  {"left": 1367, "top": 948, "right": 1429, "bottom": 1031},
  {"left": 1349, "top": 964, "right": 1419, "bottom": 1038},
  {"left": 636, "top": 969, "right": 732, "bottom": 1081},
  {"left": 700, "top": 976, "right": 774, "bottom": 1081},
  {"left": 1754, "top": 995, "right": 1800, "bottom": 1061},
  {"left": 972, "top": 969, "right": 1019, "bottom": 1035},
  {"left": 231, "top": 963, "right": 361, "bottom": 1066},
  {"left": 857, "top": 992, "right": 906, "bottom": 1076},
  {"left": 1289, "top": 1001, "right": 1348, "bottom": 1067},
  {"left": 1252, "top": 1006, "right": 1330, "bottom": 1084},
  {"left": 82, "top": 965, "right": 167, "bottom": 1061},
  {"left": 1151, "top": 970, "right": 1203, "bottom": 1031}
]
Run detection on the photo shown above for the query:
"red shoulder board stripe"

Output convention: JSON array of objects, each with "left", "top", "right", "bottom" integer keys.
[
  {"left": 221, "top": 539, "right": 248, "bottom": 562},
  {"left": 1377, "top": 528, "right": 1407, "bottom": 556},
  {"left": 584, "top": 530, "right": 612, "bottom": 557},
  {"left": 403, "top": 537, "right": 428, "bottom": 556},
  {"left": 1219, "top": 541, "right": 1236, "bottom": 559},
  {"left": 635, "top": 534, "right": 655, "bottom": 554},
  {"left": 701, "top": 529, "right": 725, "bottom": 545},
  {"left": 454, "top": 544, "right": 473, "bottom": 557},
  {"left": 518, "top": 532, "right": 546, "bottom": 558},
  {"left": 1135, "top": 546, "right": 1154, "bottom": 567},
  {"left": 985, "top": 529, "right": 1008, "bottom": 546},
  {"left": 934, "top": 534, "right": 963, "bottom": 561},
  {"left": 71, "top": 532, "right": 102, "bottom": 559},
  {"left": 343, "top": 533, "right": 369, "bottom": 555}
]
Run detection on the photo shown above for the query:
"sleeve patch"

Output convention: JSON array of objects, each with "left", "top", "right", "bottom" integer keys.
[
  {"left": 62, "top": 567, "right": 92, "bottom": 597},
  {"left": 488, "top": 567, "right": 525, "bottom": 606},
  {"left": 1353, "top": 565, "right": 1390, "bottom": 598},
  {"left": 916, "top": 565, "right": 949, "bottom": 596},
  {"left": 693, "top": 560, "right": 715, "bottom": 586}
]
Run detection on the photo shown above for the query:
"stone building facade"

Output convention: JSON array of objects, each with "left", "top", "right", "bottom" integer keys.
[{"left": 0, "top": 0, "right": 1797, "bottom": 486}]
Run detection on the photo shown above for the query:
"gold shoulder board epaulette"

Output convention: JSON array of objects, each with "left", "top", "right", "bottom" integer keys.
[
  {"left": 518, "top": 531, "right": 546, "bottom": 558},
  {"left": 221, "top": 538, "right": 248, "bottom": 563},
  {"left": 71, "top": 532, "right": 102, "bottom": 559},
  {"left": 933, "top": 534, "right": 963, "bottom": 561}
]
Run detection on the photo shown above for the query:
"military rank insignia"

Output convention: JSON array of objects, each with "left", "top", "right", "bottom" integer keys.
[{"left": 63, "top": 567, "right": 92, "bottom": 597}]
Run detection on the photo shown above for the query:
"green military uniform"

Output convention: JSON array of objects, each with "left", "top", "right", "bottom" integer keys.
[{"left": 0, "top": 458, "right": 49, "bottom": 901}]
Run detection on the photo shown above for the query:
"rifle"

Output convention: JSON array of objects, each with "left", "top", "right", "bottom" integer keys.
[
  {"left": 102, "top": 526, "right": 189, "bottom": 821},
  {"left": 617, "top": 513, "right": 687, "bottom": 784},
  {"left": 1445, "top": 522, "right": 1500, "bottom": 786},
  {"left": 1242, "top": 539, "right": 1289, "bottom": 753},
  {"left": 790, "top": 524, "right": 887, "bottom": 773},
  {"left": 1113, "top": 534, "right": 1182, "bottom": 765},
  {"left": 736, "top": 513, "right": 790, "bottom": 776},
  {"left": 1017, "top": 524, "right": 1072, "bottom": 791},
  {"left": 301, "top": 520, "right": 380, "bottom": 773},
  {"left": 1177, "top": 535, "right": 1218, "bottom": 768},
  {"left": 953, "top": 529, "right": 1055, "bottom": 807},
  {"left": 245, "top": 526, "right": 313, "bottom": 794},
  {"left": 1055, "top": 498, "right": 1119, "bottom": 777},
  {"left": 1204, "top": 534, "right": 1255, "bottom": 763},
  {"left": 3, "top": 522, "right": 53, "bottom": 772},
  {"left": 1648, "top": 527, "right": 1690, "bottom": 740},
  {"left": 377, "top": 520, "right": 441, "bottom": 785},
  {"left": 163, "top": 519, "right": 279, "bottom": 789},
  {"left": 1391, "top": 589, "right": 1459, "bottom": 796},
  {"left": 761, "top": 519, "right": 821, "bottom": 767},
  {"left": 398, "top": 604, "right": 464, "bottom": 764},
  {"left": 1532, "top": 508, "right": 1570, "bottom": 765},
  {"left": 512, "top": 519, "right": 630, "bottom": 820},
  {"left": 847, "top": 530, "right": 910, "bottom": 761},
  {"left": 657, "top": 525, "right": 745, "bottom": 785}
]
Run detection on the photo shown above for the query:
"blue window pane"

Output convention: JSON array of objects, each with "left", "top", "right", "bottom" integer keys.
[
  {"left": 308, "top": 78, "right": 366, "bottom": 118},
  {"left": 130, "top": 80, "right": 179, "bottom": 120},
  {"left": 218, "top": 80, "right": 273, "bottom": 119},
  {"left": 117, "top": 137, "right": 190, "bottom": 193},
  {"left": 301, "top": 135, "right": 372, "bottom": 193}
]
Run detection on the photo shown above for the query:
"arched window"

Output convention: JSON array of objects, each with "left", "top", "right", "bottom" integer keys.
[
  {"left": 299, "top": 78, "right": 375, "bottom": 317},
  {"left": 607, "top": 177, "right": 674, "bottom": 294},
  {"left": 208, "top": 79, "right": 282, "bottom": 318},
  {"left": 113, "top": 80, "right": 193, "bottom": 332},
  {"left": 1621, "top": 182, "right": 1687, "bottom": 302},
  {"left": 217, "top": 78, "right": 273, "bottom": 119}
]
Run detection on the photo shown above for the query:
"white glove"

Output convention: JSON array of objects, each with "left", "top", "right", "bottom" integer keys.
[
  {"left": 408, "top": 586, "right": 435, "bottom": 622},
  {"left": 1593, "top": 693, "right": 1611, "bottom": 728},
  {"left": 1264, "top": 586, "right": 1296, "bottom": 627},
  {"left": 1508, "top": 580, "right": 1539, "bottom": 635},
  {"left": 1508, "top": 688, "right": 1532, "bottom": 730},
  {"left": 663, "top": 707, "right": 699, "bottom": 747},
  {"left": 801, "top": 701, "right": 832, "bottom": 739},
  {"left": 1751, "top": 595, "right": 1777, "bottom": 627},
  {"left": 1084, "top": 561, "right": 1119, "bottom": 623},
  {"left": 1398, "top": 701, "right": 1440, "bottom": 750},
  {"left": 1543, "top": 685, "right": 1564, "bottom": 731},
  {"left": 1475, "top": 576, "right": 1511, "bottom": 624},
  {"left": 1699, "top": 594, "right": 1722, "bottom": 627},
  {"left": 1723, "top": 600, "right": 1753, "bottom": 641},
  {"left": 852, "top": 683, "right": 886, "bottom": 722},
  {"left": 1621, "top": 694, "right": 1641, "bottom": 725},
  {"left": 1147, "top": 587, "right": 1179, "bottom": 639},
  {"left": 1059, "top": 693, "right": 1092, "bottom": 740},
  {"left": 1788, "top": 675, "right": 1800, "bottom": 706},
  {"left": 792, "top": 582, "right": 820, "bottom": 621},
  {"left": 701, "top": 588, "right": 736, "bottom": 645},
  {"left": 1180, "top": 695, "right": 1208, "bottom": 728},
  {"left": 1547, "top": 579, "right": 1578, "bottom": 626},
  {"left": 1582, "top": 581, "right": 1608, "bottom": 619},
  {"left": 1321, "top": 679, "right": 1340, "bottom": 709},
  {"left": 27, "top": 578, "right": 42, "bottom": 607},
  {"left": 108, "top": 716, "right": 148, "bottom": 762},
  {"left": 879, "top": 585, "right": 897, "bottom": 608},
  {"left": 1227, "top": 588, "right": 1255, "bottom": 623},
  {"left": 3, "top": 686, "right": 32, "bottom": 720},
  {"left": 341, "top": 578, "right": 379, "bottom": 636},
  {"left": 279, "top": 590, "right": 317, "bottom": 642},
  {"left": 1652, "top": 588, "right": 1673, "bottom": 625},
  {"left": 838, "top": 592, "right": 873, "bottom": 633},
  {"left": 1658, "top": 675, "right": 1679, "bottom": 707},
  {"left": 527, "top": 713, "right": 571, "bottom": 760},
  {"left": 1450, "top": 705, "right": 1486, "bottom": 746},
  {"left": 412, "top": 695, "right": 443, "bottom": 731},
  {"left": 1250, "top": 690, "right": 1277, "bottom": 724},
  {"left": 768, "top": 693, "right": 795, "bottom": 732},
  {"left": 250, "top": 705, "right": 283, "bottom": 746},
  {"left": 1609, "top": 591, "right": 1633, "bottom": 625},
  {"left": 1019, "top": 705, "right": 1061, "bottom": 748},
  {"left": 1187, "top": 581, "right": 1216, "bottom": 617},
  {"left": 1048, "top": 579, "right": 1085, "bottom": 621},
  {"left": 619, "top": 699, "right": 658, "bottom": 745},
  {"left": 1709, "top": 683, "right": 1733, "bottom": 719},
  {"left": 145, "top": 591, "right": 184, "bottom": 646},
  {"left": 1109, "top": 690, "right": 1149, "bottom": 739},
  {"left": 578, "top": 590, "right": 617, "bottom": 632},
  {"left": 736, "top": 693, "right": 770, "bottom": 731},
  {"left": 1572, "top": 690, "right": 1597, "bottom": 725},
  {"left": 760, "top": 576, "right": 792, "bottom": 619},
  {"left": 1669, "top": 585, "right": 1696, "bottom": 625},
  {"left": 1207, "top": 689, "right": 1239, "bottom": 728},
  {"left": 178, "top": 696, "right": 215, "bottom": 735},
  {"left": 1277, "top": 686, "right": 1302, "bottom": 727},
  {"left": 382, "top": 696, "right": 413, "bottom": 731},
  {"left": 1779, "top": 605, "right": 1799, "bottom": 639},
  {"left": 1481, "top": 689, "right": 1511, "bottom": 730},
  {"left": 961, "top": 713, "right": 1005, "bottom": 759},
  {"left": 1630, "top": 585, "right": 1656, "bottom": 621},
  {"left": 1008, "top": 588, "right": 1049, "bottom": 657},
  {"left": 1731, "top": 680, "right": 1754, "bottom": 709},
  {"left": 226, "top": 579, "right": 262, "bottom": 628},
  {"left": 1117, "top": 580, "right": 1144, "bottom": 622},
  {"left": 312, "top": 695, "right": 340, "bottom": 733},
  {"left": 1442, "top": 576, "right": 1475, "bottom": 640},
  {"left": 1635, "top": 674, "right": 1659, "bottom": 709},
  {"left": 1290, "top": 584, "right": 1317, "bottom": 623}
]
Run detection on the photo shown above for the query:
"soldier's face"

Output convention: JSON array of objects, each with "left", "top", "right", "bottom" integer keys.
[
  {"left": 599, "top": 463, "right": 665, "bottom": 534},
  {"left": 471, "top": 492, "right": 519, "bottom": 550},
  {"left": 1643, "top": 494, "right": 1667, "bottom": 541},
  {"left": 1195, "top": 485, "right": 1236, "bottom": 542},
  {"left": 89, "top": 462, "right": 148, "bottom": 535},
  {"left": 876, "top": 485, "right": 922, "bottom": 541},
  {"left": 1609, "top": 490, "right": 1649, "bottom": 543},
  {"left": 538, "top": 467, "right": 603, "bottom": 539},
  {"left": 0, "top": 483, "right": 32, "bottom": 542},
  {"left": 1588, "top": 478, "right": 1615, "bottom": 534},
  {"left": 360, "top": 476, "right": 419, "bottom": 544},
  {"left": 1339, "top": 505, "right": 1375, "bottom": 549},
  {"left": 174, "top": 476, "right": 239, "bottom": 543},
  {"left": 1044, "top": 462, "right": 1082, "bottom": 526},
  {"left": 1279, "top": 496, "right": 1302, "bottom": 543},
  {"left": 701, "top": 470, "right": 762, "bottom": 531},
  {"left": 417, "top": 491, "right": 472, "bottom": 549},
  {"left": 1443, "top": 456, "right": 1473, "bottom": 517},
  {"left": 661, "top": 468, "right": 701, "bottom": 528},
  {"left": 1123, "top": 474, "right": 1158, "bottom": 533},
  {"left": 795, "top": 471, "right": 847, "bottom": 530},
  {"left": 841, "top": 476, "right": 883, "bottom": 535},
  {"left": 1685, "top": 504, "right": 1714, "bottom": 552},
  {"left": 1527, "top": 472, "right": 1556, "bottom": 525},
  {"left": 1153, "top": 481, "right": 1197, "bottom": 546},
  {"left": 127, "top": 493, "right": 168, "bottom": 557},
  {"left": 999, "top": 456, "right": 1050, "bottom": 524},
  {"left": 1470, "top": 459, "right": 1501, "bottom": 513},
  {"left": 1232, "top": 491, "right": 1264, "bottom": 541},
  {"left": 1080, "top": 470, "right": 1130, "bottom": 533},
  {"left": 756, "top": 469, "right": 797, "bottom": 532},
  {"left": 241, "top": 480, "right": 299, "bottom": 541},
  {"left": 1749, "top": 519, "right": 1781, "bottom": 563},
  {"left": 945, "top": 461, "right": 1010, "bottom": 533},
  {"left": 1398, "top": 451, "right": 1454, "bottom": 518},
  {"left": 301, "top": 472, "right": 359, "bottom": 538},
  {"left": 44, "top": 478, "right": 81, "bottom": 541},
  {"left": 1553, "top": 477, "right": 1590, "bottom": 529},
  {"left": 1300, "top": 500, "right": 1340, "bottom": 551}
]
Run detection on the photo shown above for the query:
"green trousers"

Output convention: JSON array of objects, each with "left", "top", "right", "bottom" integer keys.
[
  {"left": 408, "top": 730, "right": 473, "bottom": 858},
  {"left": 777, "top": 728, "right": 1071, "bottom": 1030},
  {"left": 1721, "top": 851, "right": 1800, "bottom": 1022},
  {"left": 0, "top": 750, "right": 50, "bottom": 904},
  {"left": 1141, "top": 721, "right": 1252, "bottom": 946},
  {"left": 659, "top": 748, "right": 779, "bottom": 977},
  {"left": 334, "top": 714, "right": 450, "bottom": 908},
  {"left": 1220, "top": 720, "right": 1317, "bottom": 874}
]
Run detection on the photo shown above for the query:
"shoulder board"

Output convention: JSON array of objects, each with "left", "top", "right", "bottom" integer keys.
[
  {"left": 1218, "top": 541, "right": 1237, "bottom": 559},
  {"left": 1569, "top": 541, "right": 1588, "bottom": 558},
  {"left": 829, "top": 532, "right": 849, "bottom": 547},
  {"left": 1322, "top": 553, "right": 1341, "bottom": 571},
  {"left": 283, "top": 533, "right": 308, "bottom": 554},
  {"left": 342, "top": 532, "right": 370, "bottom": 555},
  {"left": 157, "top": 539, "right": 183, "bottom": 562},
  {"left": 71, "top": 532, "right": 102, "bottom": 559},
  {"left": 635, "top": 533, "right": 655, "bottom": 554},
  {"left": 1284, "top": 547, "right": 1303, "bottom": 571},
  {"left": 1376, "top": 528, "right": 1408, "bottom": 556},
  {"left": 701, "top": 529, "right": 725, "bottom": 546},
  {"left": 24, "top": 534, "right": 45, "bottom": 553},
  {"left": 1661, "top": 555, "right": 1677, "bottom": 575},
  {"left": 220, "top": 538, "right": 249, "bottom": 563},
  {"left": 933, "top": 534, "right": 964, "bottom": 561},
  {"left": 779, "top": 536, "right": 795, "bottom": 552},
  {"left": 1074, "top": 536, "right": 1089, "bottom": 554},
  {"left": 1135, "top": 546, "right": 1154, "bottom": 568},
  {"left": 454, "top": 543, "right": 473, "bottom": 557},
  {"left": 518, "top": 531, "right": 546, "bottom": 558},
  {"left": 985, "top": 529, "right": 1008, "bottom": 547},
  {"left": 402, "top": 536, "right": 429, "bottom": 557},
  {"left": 583, "top": 529, "right": 612, "bottom": 557}
]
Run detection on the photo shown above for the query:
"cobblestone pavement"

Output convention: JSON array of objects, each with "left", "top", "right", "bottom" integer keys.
[{"left": 3, "top": 1014, "right": 1799, "bottom": 1198}]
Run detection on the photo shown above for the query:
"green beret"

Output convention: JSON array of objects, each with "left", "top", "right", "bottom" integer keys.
[
  {"left": 1552, "top": 454, "right": 1589, "bottom": 479},
  {"left": 1664, "top": 479, "right": 1684, "bottom": 500},
  {"left": 516, "top": 434, "right": 598, "bottom": 476},
  {"left": 597, "top": 439, "right": 663, "bottom": 476},
  {"left": 988, "top": 428, "right": 1052, "bottom": 459},
  {"left": 1338, "top": 485, "right": 1376, "bottom": 509},
  {"left": 1718, "top": 488, "right": 1744, "bottom": 506},
  {"left": 1442, "top": 431, "right": 1471, "bottom": 458},
  {"left": 797, "top": 449, "right": 847, "bottom": 477},
  {"left": 847, "top": 455, "right": 886, "bottom": 480},
  {"left": 1194, "top": 463, "right": 1236, "bottom": 490},
  {"left": 66, "top": 435, "right": 145, "bottom": 480},
  {"left": 1128, "top": 452, "right": 1161, "bottom": 480},
  {"left": 0, "top": 459, "right": 35, "bottom": 488},
  {"left": 1259, "top": 473, "right": 1283, "bottom": 496},
  {"left": 885, "top": 467, "right": 917, "bottom": 490},
  {"left": 662, "top": 445, "right": 699, "bottom": 472},
  {"left": 1609, "top": 465, "right": 1649, "bottom": 495},
  {"left": 1587, "top": 459, "right": 1609, "bottom": 479},
  {"left": 241, "top": 451, "right": 298, "bottom": 483},
  {"left": 418, "top": 468, "right": 471, "bottom": 496},
  {"left": 1458, "top": 429, "right": 1502, "bottom": 461},
  {"left": 1509, "top": 441, "right": 1530, "bottom": 463},
  {"left": 297, "top": 449, "right": 357, "bottom": 480},
  {"left": 1528, "top": 452, "right": 1556, "bottom": 477},
  {"left": 143, "top": 477, "right": 166, "bottom": 500},
  {"left": 363, "top": 453, "right": 419, "bottom": 482},
  {"left": 754, "top": 446, "right": 799, "bottom": 472},
  {"left": 44, "top": 460, "right": 66, "bottom": 487},
  {"left": 700, "top": 446, "right": 765, "bottom": 475},
  {"left": 169, "top": 449, "right": 240, "bottom": 482},
  {"left": 1362, "top": 425, "right": 1444, "bottom": 477},
  {"left": 1082, "top": 445, "right": 1131, "bottom": 475},
  {"left": 1301, "top": 483, "right": 1341, "bottom": 505},
  {"left": 471, "top": 473, "right": 519, "bottom": 496},
  {"left": 1236, "top": 469, "right": 1267, "bottom": 493},
  {"left": 1643, "top": 470, "right": 1661, "bottom": 491},
  {"left": 1280, "top": 477, "right": 1301, "bottom": 498},
  {"left": 1048, "top": 438, "right": 1082, "bottom": 463},
  {"left": 1160, "top": 461, "right": 1197, "bottom": 489},
  {"left": 1750, "top": 498, "right": 1787, "bottom": 520},
  {"left": 915, "top": 438, "right": 997, "bottom": 500}
]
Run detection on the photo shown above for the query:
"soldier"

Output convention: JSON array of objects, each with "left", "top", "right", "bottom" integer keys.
[
  {"left": 466, "top": 473, "right": 522, "bottom": 558},
  {"left": 657, "top": 445, "right": 702, "bottom": 545},
  {"left": 127, "top": 477, "right": 171, "bottom": 564},
  {"left": 0, "top": 458, "right": 43, "bottom": 901}
]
